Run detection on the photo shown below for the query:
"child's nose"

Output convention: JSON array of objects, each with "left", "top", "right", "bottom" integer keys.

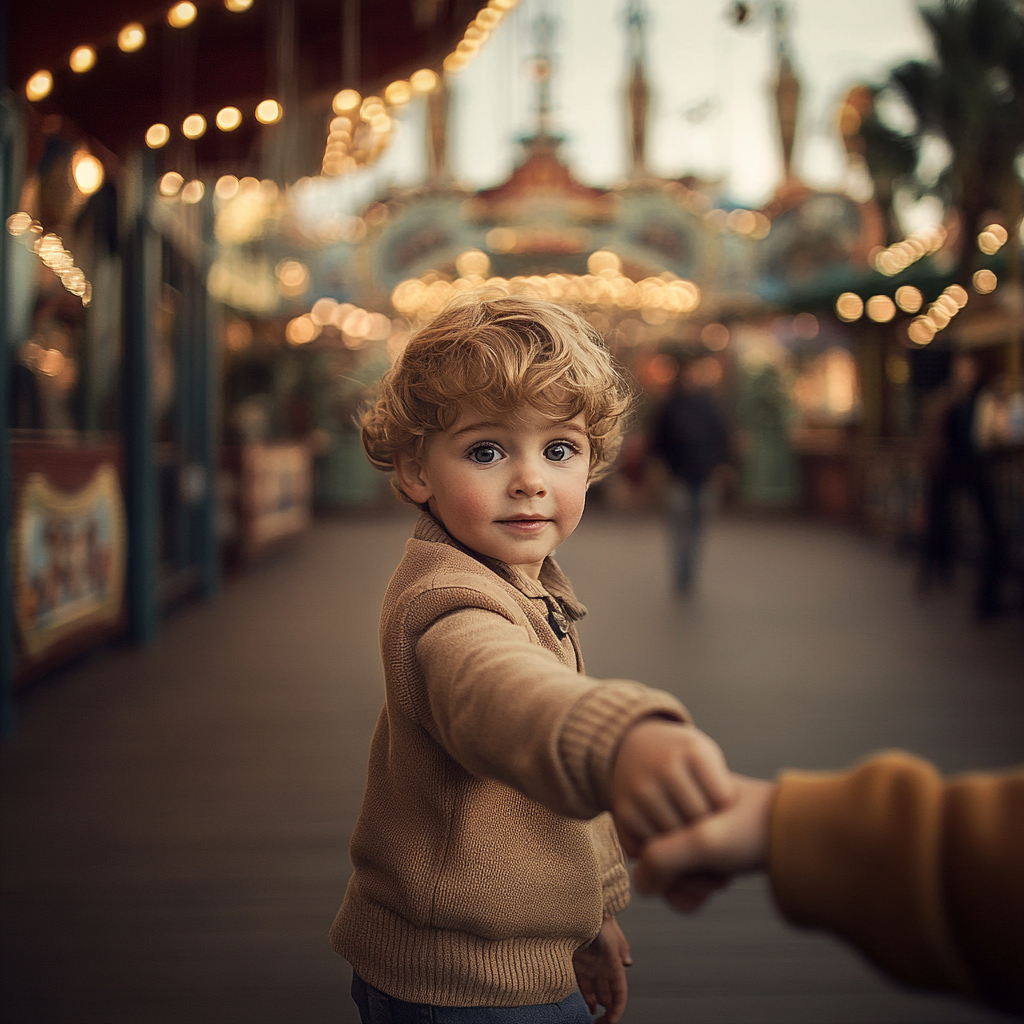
[{"left": 510, "top": 459, "right": 547, "bottom": 497}]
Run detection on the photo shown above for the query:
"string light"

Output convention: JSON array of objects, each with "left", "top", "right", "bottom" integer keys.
[
  {"left": 167, "top": 2, "right": 197, "bottom": 28},
  {"left": 907, "top": 283, "right": 969, "bottom": 345},
  {"left": 69, "top": 46, "right": 96, "bottom": 73},
  {"left": 216, "top": 106, "right": 242, "bottom": 131},
  {"left": 410, "top": 69, "right": 439, "bottom": 94},
  {"left": 973, "top": 269, "right": 997, "bottom": 294},
  {"left": 118, "top": 23, "right": 146, "bottom": 52},
  {"left": 146, "top": 123, "right": 171, "bottom": 148},
  {"left": 873, "top": 225, "right": 946, "bottom": 276},
  {"left": 865, "top": 294, "right": 895, "bottom": 323},
  {"left": 391, "top": 266, "right": 701, "bottom": 321},
  {"left": 255, "top": 99, "right": 283, "bottom": 124},
  {"left": 835, "top": 292, "right": 864, "bottom": 322},
  {"left": 182, "top": 114, "right": 207, "bottom": 139},
  {"left": 977, "top": 223, "right": 1008, "bottom": 255},
  {"left": 7, "top": 213, "right": 91, "bottom": 304},
  {"left": 159, "top": 172, "right": 185, "bottom": 197},
  {"left": 224, "top": 0, "right": 253, "bottom": 10},
  {"left": 72, "top": 153, "right": 104, "bottom": 195},
  {"left": 895, "top": 285, "right": 922, "bottom": 313},
  {"left": 25, "top": 71, "right": 53, "bottom": 101}
]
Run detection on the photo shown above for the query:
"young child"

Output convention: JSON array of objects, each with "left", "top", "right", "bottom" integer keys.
[{"left": 330, "top": 295, "right": 735, "bottom": 1023}]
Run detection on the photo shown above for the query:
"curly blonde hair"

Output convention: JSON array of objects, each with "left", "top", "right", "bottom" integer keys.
[{"left": 362, "top": 294, "right": 633, "bottom": 502}]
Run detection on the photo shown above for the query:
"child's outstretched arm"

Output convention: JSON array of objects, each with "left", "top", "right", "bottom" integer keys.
[
  {"left": 610, "top": 718, "right": 738, "bottom": 857},
  {"left": 572, "top": 914, "right": 632, "bottom": 1024}
]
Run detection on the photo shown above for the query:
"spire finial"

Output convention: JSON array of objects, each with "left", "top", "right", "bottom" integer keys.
[{"left": 626, "top": 1, "right": 649, "bottom": 178}]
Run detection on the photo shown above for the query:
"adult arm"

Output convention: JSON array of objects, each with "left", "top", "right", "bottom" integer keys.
[{"left": 770, "top": 754, "right": 1024, "bottom": 1013}]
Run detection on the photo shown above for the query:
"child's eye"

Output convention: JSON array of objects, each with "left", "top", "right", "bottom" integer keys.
[
  {"left": 468, "top": 444, "right": 503, "bottom": 464},
  {"left": 544, "top": 441, "right": 578, "bottom": 463}
]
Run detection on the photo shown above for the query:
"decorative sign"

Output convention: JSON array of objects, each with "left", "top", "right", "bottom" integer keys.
[
  {"left": 13, "top": 463, "right": 126, "bottom": 660},
  {"left": 241, "top": 443, "right": 312, "bottom": 553}
]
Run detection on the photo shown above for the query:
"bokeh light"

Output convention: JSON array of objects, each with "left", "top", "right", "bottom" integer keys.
[
  {"left": 167, "top": 2, "right": 197, "bottom": 28},
  {"left": 410, "top": 69, "right": 439, "bottom": 93},
  {"left": 973, "top": 269, "right": 997, "bottom": 294},
  {"left": 72, "top": 153, "right": 104, "bottom": 196},
  {"left": 69, "top": 46, "right": 96, "bottom": 73},
  {"left": 159, "top": 172, "right": 185, "bottom": 197},
  {"left": 216, "top": 106, "right": 242, "bottom": 131},
  {"left": 146, "top": 123, "right": 171, "bottom": 148},
  {"left": 333, "top": 90, "right": 361, "bottom": 114},
  {"left": 255, "top": 99, "right": 283, "bottom": 124},
  {"left": 118, "top": 23, "right": 146, "bottom": 52},
  {"left": 866, "top": 295, "right": 896, "bottom": 323},
  {"left": 894, "top": 285, "right": 922, "bottom": 313},
  {"left": 182, "top": 114, "right": 207, "bottom": 139},
  {"left": 26, "top": 71, "right": 53, "bottom": 101},
  {"left": 835, "top": 292, "right": 863, "bottom": 322}
]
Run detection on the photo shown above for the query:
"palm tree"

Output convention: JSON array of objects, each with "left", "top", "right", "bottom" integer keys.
[{"left": 889, "top": 0, "right": 1024, "bottom": 279}]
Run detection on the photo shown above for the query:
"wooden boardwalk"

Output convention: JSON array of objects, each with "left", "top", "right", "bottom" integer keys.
[{"left": 2, "top": 511, "right": 1022, "bottom": 1024}]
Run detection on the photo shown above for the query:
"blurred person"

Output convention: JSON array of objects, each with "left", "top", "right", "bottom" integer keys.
[
  {"left": 633, "top": 753, "right": 1024, "bottom": 1017},
  {"left": 649, "top": 355, "right": 731, "bottom": 593},
  {"left": 919, "top": 354, "right": 1006, "bottom": 619},
  {"left": 332, "top": 296, "right": 737, "bottom": 1024}
]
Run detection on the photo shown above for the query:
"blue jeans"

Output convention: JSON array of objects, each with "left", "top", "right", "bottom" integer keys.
[
  {"left": 351, "top": 973, "right": 592, "bottom": 1023},
  {"left": 667, "top": 479, "right": 717, "bottom": 592}
]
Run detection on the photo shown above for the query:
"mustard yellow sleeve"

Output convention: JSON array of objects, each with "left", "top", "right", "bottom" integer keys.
[{"left": 768, "top": 752, "right": 1024, "bottom": 1014}]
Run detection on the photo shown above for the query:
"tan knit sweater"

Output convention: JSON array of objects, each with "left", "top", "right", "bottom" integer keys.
[
  {"left": 331, "top": 513, "right": 690, "bottom": 1007},
  {"left": 770, "top": 753, "right": 1024, "bottom": 1014}
]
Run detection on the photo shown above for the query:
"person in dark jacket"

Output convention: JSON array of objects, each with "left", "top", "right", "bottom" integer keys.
[
  {"left": 919, "top": 354, "right": 1005, "bottom": 619},
  {"left": 650, "top": 357, "right": 731, "bottom": 593}
]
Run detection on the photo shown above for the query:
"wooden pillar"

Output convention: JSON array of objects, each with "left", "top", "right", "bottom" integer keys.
[
  {"left": 197, "top": 195, "right": 220, "bottom": 597},
  {"left": 0, "top": 92, "right": 18, "bottom": 736},
  {"left": 122, "top": 153, "right": 160, "bottom": 644}
]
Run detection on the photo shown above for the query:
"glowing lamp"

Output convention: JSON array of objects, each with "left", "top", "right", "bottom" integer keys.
[
  {"left": 385, "top": 81, "right": 412, "bottom": 106},
  {"left": 835, "top": 292, "right": 863, "bottom": 322},
  {"left": 146, "top": 123, "right": 171, "bottom": 148},
  {"left": 26, "top": 71, "right": 53, "bottom": 101},
  {"left": 973, "top": 269, "right": 997, "bottom": 294},
  {"left": 168, "top": 2, "right": 197, "bottom": 28},
  {"left": 410, "top": 69, "right": 439, "bottom": 93},
  {"left": 69, "top": 46, "right": 96, "bottom": 73},
  {"left": 72, "top": 153, "right": 104, "bottom": 196},
  {"left": 216, "top": 106, "right": 242, "bottom": 131},
  {"left": 182, "top": 114, "right": 206, "bottom": 139},
  {"left": 181, "top": 180, "right": 205, "bottom": 204},
  {"left": 255, "top": 99, "right": 283, "bottom": 124},
  {"left": 895, "top": 285, "right": 922, "bottom": 313},
  {"left": 159, "top": 172, "right": 185, "bottom": 197},
  {"left": 118, "top": 23, "right": 146, "bottom": 52},
  {"left": 866, "top": 295, "right": 896, "bottom": 323}
]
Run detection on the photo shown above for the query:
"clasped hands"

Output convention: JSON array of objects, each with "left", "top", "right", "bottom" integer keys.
[{"left": 610, "top": 718, "right": 776, "bottom": 911}]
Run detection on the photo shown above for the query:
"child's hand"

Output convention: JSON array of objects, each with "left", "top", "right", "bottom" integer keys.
[
  {"left": 572, "top": 914, "right": 632, "bottom": 1023},
  {"left": 611, "top": 719, "right": 736, "bottom": 856},
  {"left": 633, "top": 774, "right": 776, "bottom": 911}
]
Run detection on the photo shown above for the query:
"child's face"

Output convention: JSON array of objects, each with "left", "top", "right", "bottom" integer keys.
[{"left": 395, "top": 402, "right": 591, "bottom": 580}]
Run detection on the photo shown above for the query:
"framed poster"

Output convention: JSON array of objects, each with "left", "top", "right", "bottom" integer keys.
[{"left": 13, "top": 462, "right": 127, "bottom": 661}]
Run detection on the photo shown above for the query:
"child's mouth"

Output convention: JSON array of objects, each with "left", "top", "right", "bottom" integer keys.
[{"left": 497, "top": 517, "right": 551, "bottom": 532}]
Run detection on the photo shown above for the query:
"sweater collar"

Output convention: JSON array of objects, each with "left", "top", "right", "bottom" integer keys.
[{"left": 413, "top": 511, "right": 587, "bottom": 622}]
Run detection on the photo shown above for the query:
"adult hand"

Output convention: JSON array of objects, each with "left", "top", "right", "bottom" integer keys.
[{"left": 633, "top": 774, "right": 776, "bottom": 911}]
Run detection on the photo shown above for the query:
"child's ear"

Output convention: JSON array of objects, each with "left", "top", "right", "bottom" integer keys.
[{"left": 393, "top": 450, "right": 433, "bottom": 504}]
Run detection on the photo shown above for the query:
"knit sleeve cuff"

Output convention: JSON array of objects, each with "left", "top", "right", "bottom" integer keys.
[{"left": 559, "top": 682, "right": 690, "bottom": 817}]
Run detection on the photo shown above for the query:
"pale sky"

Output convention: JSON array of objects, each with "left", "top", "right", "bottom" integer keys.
[{"left": 443, "top": 0, "right": 934, "bottom": 208}]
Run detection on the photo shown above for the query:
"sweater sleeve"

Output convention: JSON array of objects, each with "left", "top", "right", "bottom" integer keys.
[
  {"left": 768, "top": 753, "right": 1024, "bottom": 1013},
  {"left": 416, "top": 605, "right": 690, "bottom": 820}
]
